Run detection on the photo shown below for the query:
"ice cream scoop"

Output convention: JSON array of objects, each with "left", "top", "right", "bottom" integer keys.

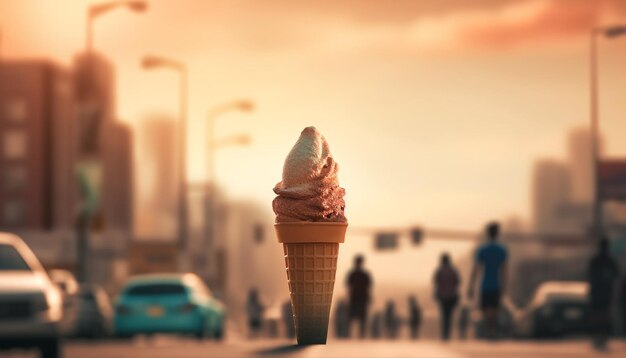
[{"left": 273, "top": 126, "right": 346, "bottom": 223}]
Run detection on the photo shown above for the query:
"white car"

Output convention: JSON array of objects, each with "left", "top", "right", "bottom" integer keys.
[
  {"left": 0, "top": 233, "right": 63, "bottom": 358},
  {"left": 516, "top": 281, "right": 589, "bottom": 338}
]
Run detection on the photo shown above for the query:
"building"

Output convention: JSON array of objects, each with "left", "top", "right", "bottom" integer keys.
[
  {"left": 532, "top": 159, "right": 573, "bottom": 233},
  {"left": 102, "top": 121, "right": 134, "bottom": 231},
  {"left": 0, "top": 54, "right": 134, "bottom": 289},
  {"left": 0, "top": 60, "right": 77, "bottom": 231},
  {"left": 136, "top": 115, "right": 178, "bottom": 238},
  {"left": 567, "top": 126, "right": 603, "bottom": 204},
  {"left": 71, "top": 52, "right": 133, "bottom": 234}
]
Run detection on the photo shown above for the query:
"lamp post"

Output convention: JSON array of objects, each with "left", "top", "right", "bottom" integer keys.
[
  {"left": 87, "top": 1, "right": 147, "bottom": 55},
  {"left": 141, "top": 56, "right": 190, "bottom": 265},
  {"left": 590, "top": 25, "right": 626, "bottom": 239},
  {"left": 204, "top": 100, "right": 254, "bottom": 284},
  {"left": 76, "top": 1, "right": 146, "bottom": 283}
]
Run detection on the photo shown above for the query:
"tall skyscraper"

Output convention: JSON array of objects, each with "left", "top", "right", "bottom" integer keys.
[
  {"left": 532, "top": 159, "right": 571, "bottom": 233},
  {"left": 136, "top": 115, "right": 178, "bottom": 238},
  {"left": 102, "top": 121, "right": 134, "bottom": 231},
  {"left": 0, "top": 60, "right": 77, "bottom": 230},
  {"left": 73, "top": 52, "right": 133, "bottom": 233},
  {"left": 567, "top": 126, "right": 604, "bottom": 204}
]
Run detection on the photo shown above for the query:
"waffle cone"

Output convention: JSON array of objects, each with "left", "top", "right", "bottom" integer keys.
[{"left": 275, "top": 222, "right": 347, "bottom": 345}]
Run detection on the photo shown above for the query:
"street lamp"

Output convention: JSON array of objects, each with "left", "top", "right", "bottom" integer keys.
[
  {"left": 207, "top": 99, "right": 255, "bottom": 180},
  {"left": 590, "top": 25, "right": 626, "bottom": 238},
  {"left": 141, "top": 55, "right": 190, "bottom": 261},
  {"left": 203, "top": 99, "right": 254, "bottom": 284},
  {"left": 86, "top": 1, "right": 147, "bottom": 54}
]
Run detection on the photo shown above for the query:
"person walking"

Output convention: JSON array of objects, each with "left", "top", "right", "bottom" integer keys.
[
  {"left": 434, "top": 253, "right": 461, "bottom": 340},
  {"left": 281, "top": 299, "right": 295, "bottom": 339},
  {"left": 370, "top": 311, "right": 383, "bottom": 339},
  {"left": 384, "top": 300, "right": 400, "bottom": 339},
  {"left": 588, "top": 237, "right": 619, "bottom": 351},
  {"left": 467, "top": 222, "right": 508, "bottom": 339},
  {"left": 408, "top": 295, "right": 422, "bottom": 340},
  {"left": 346, "top": 255, "right": 372, "bottom": 338},
  {"left": 246, "top": 288, "right": 265, "bottom": 339},
  {"left": 333, "top": 299, "right": 349, "bottom": 339}
]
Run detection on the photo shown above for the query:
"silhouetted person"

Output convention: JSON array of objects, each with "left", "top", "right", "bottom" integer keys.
[
  {"left": 333, "top": 299, "right": 349, "bottom": 339},
  {"left": 384, "top": 301, "right": 400, "bottom": 339},
  {"left": 370, "top": 311, "right": 383, "bottom": 339},
  {"left": 434, "top": 253, "right": 460, "bottom": 341},
  {"left": 468, "top": 222, "right": 508, "bottom": 339},
  {"left": 588, "top": 237, "right": 619, "bottom": 351},
  {"left": 246, "top": 288, "right": 265, "bottom": 339},
  {"left": 346, "top": 255, "right": 372, "bottom": 338},
  {"left": 281, "top": 300, "right": 295, "bottom": 339},
  {"left": 458, "top": 304, "right": 471, "bottom": 340},
  {"left": 408, "top": 295, "right": 422, "bottom": 339}
]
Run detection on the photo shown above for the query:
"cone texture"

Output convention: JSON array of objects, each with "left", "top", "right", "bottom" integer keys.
[{"left": 283, "top": 242, "right": 338, "bottom": 344}]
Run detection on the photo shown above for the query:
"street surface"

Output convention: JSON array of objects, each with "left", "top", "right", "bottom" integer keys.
[{"left": 2, "top": 336, "right": 626, "bottom": 358}]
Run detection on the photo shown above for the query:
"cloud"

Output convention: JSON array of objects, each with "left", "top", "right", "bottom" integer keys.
[
  {"left": 446, "top": 0, "right": 597, "bottom": 50},
  {"left": 295, "top": 0, "right": 625, "bottom": 54}
]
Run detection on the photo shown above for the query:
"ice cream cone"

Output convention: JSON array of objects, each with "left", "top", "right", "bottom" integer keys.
[{"left": 275, "top": 222, "right": 347, "bottom": 345}]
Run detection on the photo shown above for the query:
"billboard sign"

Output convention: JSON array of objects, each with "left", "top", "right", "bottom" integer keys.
[{"left": 375, "top": 232, "right": 399, "bottom": 251}]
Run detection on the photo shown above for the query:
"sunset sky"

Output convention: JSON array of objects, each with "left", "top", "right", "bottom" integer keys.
[{"left": 2, "top": 0, "right": 626, "bottom": 233}]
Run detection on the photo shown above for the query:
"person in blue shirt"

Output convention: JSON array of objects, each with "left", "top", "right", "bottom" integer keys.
[{"left": 467, "top": 222, "right": 508, "bottom": 339}]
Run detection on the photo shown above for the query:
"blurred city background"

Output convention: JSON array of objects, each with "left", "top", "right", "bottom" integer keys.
[{"left": 1, "top": 0, "right": 626, "bottom": 357}]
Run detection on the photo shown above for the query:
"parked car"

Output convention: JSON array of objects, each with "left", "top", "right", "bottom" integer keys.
[
  {"left": 114, "top": 273, "right": 226, "bottom": 339},
  {"left": 516, "top": 281, "right": 589, "bottom": 338},
  {"left": 0, "top": 233, "right": 63, "bottom": 358},
  {"left": 73, "top": 285, "right": 113, "bottom": 339},
  {"left": 48, "top": 269, "right": 80, "bottom": 337},
  {"left": 48, "top": 270, "right": 79, "bottom": 297}
]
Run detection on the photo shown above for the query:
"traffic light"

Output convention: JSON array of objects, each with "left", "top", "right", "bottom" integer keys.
[
  {"left": 375, "top": 232, "right": 398, "bottom": 251},
  {"left": 411, "top": 227, "right": 423, "bottom": 246}
]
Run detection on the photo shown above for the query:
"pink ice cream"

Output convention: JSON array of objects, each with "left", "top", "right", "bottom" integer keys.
[{"left": 273, "top": 127, "right": 347, "bottom": 223}]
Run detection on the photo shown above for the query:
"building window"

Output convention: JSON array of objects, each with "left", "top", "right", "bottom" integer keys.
[
  {"left": 3, "top": 98, "right": 27, "bottom": 122},
  {"left": 3, "top": 131, "right": 27, "bottom": 159},
  {"left": 3, "top": 201, "right": 24, "bottom": 225},
  {"left": 3, "top": 166, "right": 27, "bottom": 191}
]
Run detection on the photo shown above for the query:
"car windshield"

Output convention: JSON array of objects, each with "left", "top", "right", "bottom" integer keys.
[
  {"left": 126, "top": 283, "right": 186, "bottom": 296},
  {"left": 0, "top": 243, "right": 31, "bottom": 271}
]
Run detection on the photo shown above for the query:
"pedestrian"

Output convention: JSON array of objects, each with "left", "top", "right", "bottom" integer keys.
[
  {"left": 587, "top": 237, "right": 619, "bottom": 351},
  {"left": 346, "top": 254, "right": 372, "bottom": 338},
  {"left": 246, "top": 288, "right": 265, "bottom": 339},
  {"left": 434, "top": 253, "right": 460, "bottom": 341},
  {"left": 370, "top": 311, "right": 383, "bottom": 339},
  {"left": 384, "top": 300, "right": 400, "bottom": 339},
  {"left": 467, "top": 221, "right": 508, "bottom": 340},
  {"left": 458, "top": 304, "right": 471, "bottom": 340},
  {"left": 281, "top": 299, "right": 295, "bottom": 339},
  {"left": 408, "top": 295, "right": 422, "bottom": 340},
  {"left": 333, "top": 299, "right": 349, "bottom": 339}
]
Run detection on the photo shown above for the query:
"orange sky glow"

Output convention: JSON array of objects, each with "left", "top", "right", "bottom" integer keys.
[{"left": 2, "top": 0, "right": 626, "bottom": 234}]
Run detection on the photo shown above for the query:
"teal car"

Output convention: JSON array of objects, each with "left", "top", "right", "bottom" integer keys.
[{"left": 114, "top": 273, "right": 225, "bottom": 339}]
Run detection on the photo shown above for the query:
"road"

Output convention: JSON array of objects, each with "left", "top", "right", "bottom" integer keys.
[{"left": 3, "top": 337, "right": 626, "bottom": 358}]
